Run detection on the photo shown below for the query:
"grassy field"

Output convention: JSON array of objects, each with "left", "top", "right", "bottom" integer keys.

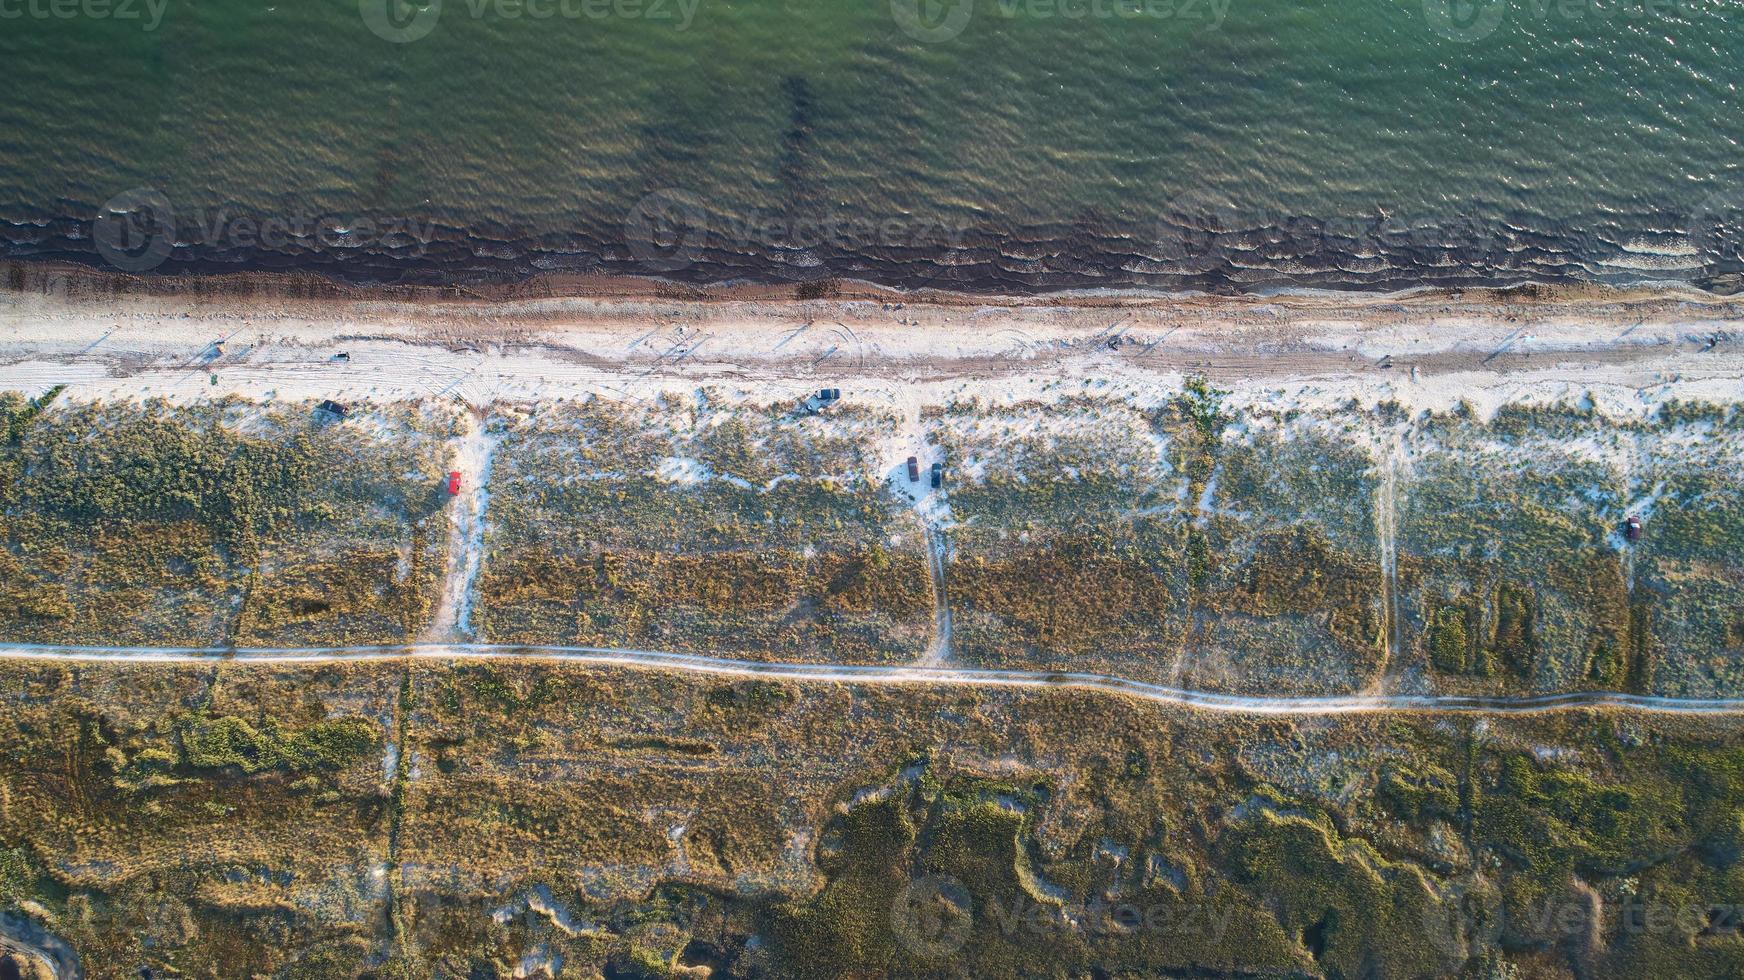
[
  {"left": 1395, "top": 400, "right": 1744, "bottom": 698},
  {"left": 934, "top": 384, "right": 1387, "bottom": 693},
  {"left": 5, "top": 658, "right": 1744, "bottom": 977},
  {"left": 1, "top": 387, "right": 1738, "bottom": 702},
  {"left": 930, "top": 393, "right": 1191, "bottom": 678},
  {"left": 0, "top": 661, "right": 397, "bottom": 977},
  {"left": 934, "top": 385, "right": 1744, "bottom": 698},
  {"left": 1628, "top": 404, "right": 1744, "bottom": 697},
  {"left": 476, "top": 395, "right": 932, "bottom": 663},
  {"left": 0, "top": 395, "right": 456, "bottom": 647}
]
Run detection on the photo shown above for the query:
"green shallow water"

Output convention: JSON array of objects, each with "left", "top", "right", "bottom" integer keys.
[{"left": 2, "top": 0, "right": 1743, "bottom": 289}]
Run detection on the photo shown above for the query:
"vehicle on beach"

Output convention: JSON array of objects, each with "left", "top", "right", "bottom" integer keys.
[{"left": 800, "top": 388, "right": 841, "bottom": 415}]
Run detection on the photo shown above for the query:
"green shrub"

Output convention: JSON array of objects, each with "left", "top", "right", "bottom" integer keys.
[
  {"left": 175, "top": 713, "right": 379, "bottom": 776},
  {"left": 1429, "top": 604, "right": 1471, "bottom": 674}
]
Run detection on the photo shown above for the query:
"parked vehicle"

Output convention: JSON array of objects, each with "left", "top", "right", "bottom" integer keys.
[
  {"left": 906, "top": 456, "right": 920, "bottom": 481},
  {"left": 448, "top": 471, "right": 462, "bottom": 495},
  {"left": 930, "top": 461, "right": 944, "bottom": 489},
  {"left": 799, "top": 388, "right": 843, "bottom": 415},
  {"left": 1625, "top": 515, "right": 1642, "bottom": 541}
]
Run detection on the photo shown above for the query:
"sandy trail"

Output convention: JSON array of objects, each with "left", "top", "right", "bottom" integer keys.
[
  {"left": 425, "top": 414, "right": 499, "bottom": 641},
  {"left": 1373, "top": 429, "right": 1405, "bottom": 691},
  {"left": 920, "top": 528, "right": 953, "bottom": 666},
  {"left": 5, "top": 642, "right": 1744, "bottom": 716}
]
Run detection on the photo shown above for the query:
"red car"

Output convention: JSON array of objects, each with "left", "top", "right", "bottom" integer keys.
[
  {"left": 448, "top": 471, "right": 462, "bottom": 495},
  {"left": 906, "top": 456, "right": 920, "bottom": 481}
]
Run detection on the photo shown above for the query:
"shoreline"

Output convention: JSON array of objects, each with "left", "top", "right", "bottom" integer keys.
[
  {"left": 3, "top": 267, "right": 1742, "bottom": 428},
  {"left": 11, "top": 191, "right": 1742, "bottom": 300},
  {"left": 7, "top": 256, "right": 1744, "bottom": 314}
]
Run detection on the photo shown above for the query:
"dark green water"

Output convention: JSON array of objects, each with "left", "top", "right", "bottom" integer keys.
[{"left": 3, "top": 0, "right": 1743, "bottom": 291}]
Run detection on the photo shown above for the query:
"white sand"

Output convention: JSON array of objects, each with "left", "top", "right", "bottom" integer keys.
[{"left": 0, "top": 286, "right": 1740, "bottom": 424}]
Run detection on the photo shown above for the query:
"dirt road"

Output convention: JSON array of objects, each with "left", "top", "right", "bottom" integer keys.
[
  {"left": 425, "top": 414, "right": 499, "bottom": 641},
  {"left": 920, "top": 529, "right": 953, "bottom": 666},
  {"left": 6, "top": 643, "right": 1744, "bottom": 716}
]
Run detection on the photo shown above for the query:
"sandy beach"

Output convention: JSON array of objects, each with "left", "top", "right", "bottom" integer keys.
[{"left": 2, "top": 266, "right": 1742, "bottom": 422}]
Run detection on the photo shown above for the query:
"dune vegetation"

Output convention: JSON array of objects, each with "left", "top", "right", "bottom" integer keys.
[
  {"left": 3, "top": 659, "right": 1744, "bottom": 977},
  {"left": 0, "top": 395, "right": 455, "bottom": 647},
  {"left": 476, "top": 395, "right": 932, "bottom": 663}
]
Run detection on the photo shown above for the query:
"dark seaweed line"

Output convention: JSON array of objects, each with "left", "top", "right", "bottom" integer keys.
[{"left": 3, "top": 207, "right": 1738, "bottom": 295}]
